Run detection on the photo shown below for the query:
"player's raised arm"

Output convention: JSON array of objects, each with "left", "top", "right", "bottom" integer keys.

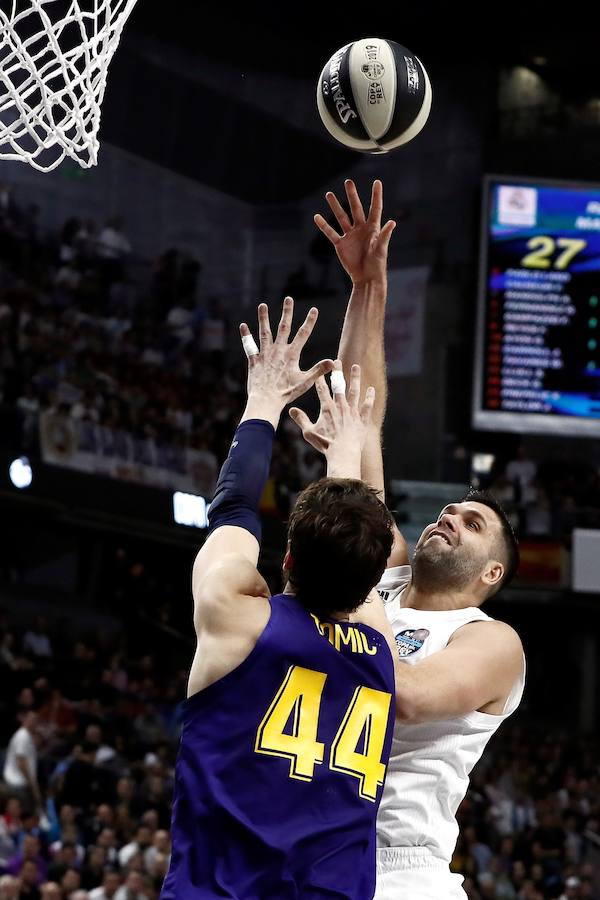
[
  {"left": 188, "top": 298, "right": 333, "bottom": 695},
  {"left": 315, "top": 179, "right": 408, "bottom": 565}
]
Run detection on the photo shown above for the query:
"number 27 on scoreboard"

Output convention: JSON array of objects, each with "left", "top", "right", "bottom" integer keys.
[{"left": 521, "top": 236, "right": 587, "bottom": 270}]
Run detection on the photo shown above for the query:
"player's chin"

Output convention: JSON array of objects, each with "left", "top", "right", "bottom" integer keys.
[{"left": 415, "top": 538, "right": 450, "bottom": 557}]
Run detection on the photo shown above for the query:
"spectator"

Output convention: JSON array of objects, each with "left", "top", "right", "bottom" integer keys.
[
  {"left": 2, "top": 712, "right": 41, "bottom": 813},
  {"left": 58, "top": 744, "right": 116, "bottom": 810},
  {"left": 0, "top": 815, "right": 14, "bottom": 870},
  {"left": 88, "top": 870, "right": 121, "bottom": 900},
  {"left": 113, "top": 871, "right": 148, "bottom": 900},
  {"left": 506, "top": 445, "right": 538, "bottom": 497},
  {"left": 117, "top": 827, "right": 153, "bottom": 869},
  {"left": 22, "top": 618, "right": 53, "bottom": 660},
  {"left": 5, "top": 835, "right": 47, "bottom": 882},
  {"left": 0, "top": 875, "right": 20, "bottom": 899},
  {"left": 80, "top": 846, "right": 107, "bottom": 891},
  {"left": 46, "top": 842, "right": 82, "bottom": 883},
  {"left": 60, "top": 868, "right": 82, "bottom": 897},
  {"left": 18, "top": 859, "right": 42, "bottom": 899},
  {"left": 96, "top": 218, "right": 131, "bottom": 264},
  {"left": 39, "top": 886, "right": 61, "bottom": 900},
  {"left": 84, "top": 726, "right": 116, "bottom": 768},
  {"left": 143, "top": 830, "right": 170, "bottom": 879},
  {"left": 200, "top": 299, "right": 226, "bottom": 373}
]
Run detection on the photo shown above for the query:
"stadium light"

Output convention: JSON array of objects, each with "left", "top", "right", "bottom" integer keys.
[
  {"left": 173, "top": 492, "right": 209, "bottom": 529},
  {"left": 9, "top": 457, "right": 33, "bottom": 489}
]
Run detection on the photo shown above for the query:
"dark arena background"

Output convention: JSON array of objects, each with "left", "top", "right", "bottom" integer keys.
[{"left": 1, "top": 7, "right": 599, "bottom": 900}]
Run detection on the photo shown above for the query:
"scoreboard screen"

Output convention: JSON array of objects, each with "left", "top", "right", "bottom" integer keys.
[{"left": 473, "top": 176, "right": 600, "bottom": 437}]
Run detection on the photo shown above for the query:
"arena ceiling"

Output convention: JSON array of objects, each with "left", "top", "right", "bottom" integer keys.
[{"left": 98, "top": 7, "right": 600, "bottom": 203}]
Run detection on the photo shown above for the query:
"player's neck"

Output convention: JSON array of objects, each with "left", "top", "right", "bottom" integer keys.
[
  {"left": 282, "top": 584, "right": 350, "bottom": 621},
  {"left": 402, "top": 582, "right": 480, "bottom": 612}
]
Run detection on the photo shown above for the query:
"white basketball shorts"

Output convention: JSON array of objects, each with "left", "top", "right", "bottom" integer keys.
[{"left": 375, "top": 847, "right": 467, "bottom": 900}]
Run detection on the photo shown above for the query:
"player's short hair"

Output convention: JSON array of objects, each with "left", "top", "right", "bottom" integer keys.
[
  {"left": 286, "top": 478, "right": 394, "bottom": 617},
  {"left": 460, "top": 489, "right": 520, "bottom": 595}
]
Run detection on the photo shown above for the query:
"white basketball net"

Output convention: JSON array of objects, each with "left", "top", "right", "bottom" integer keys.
[{"left": 0, "top": 0, "right": 138, "bottom": 172}]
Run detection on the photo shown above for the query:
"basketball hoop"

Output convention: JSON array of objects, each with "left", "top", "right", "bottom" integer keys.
[{"left": 0, "top": 0, "right": 138, "bottom": 172}]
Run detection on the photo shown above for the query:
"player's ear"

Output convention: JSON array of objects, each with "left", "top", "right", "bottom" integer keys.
[
  {"left": 482, "top": 559, "right": 503, "bottom": 589},
  {"left": 283, "top": 546, "right": 293, "bottom": 574}
]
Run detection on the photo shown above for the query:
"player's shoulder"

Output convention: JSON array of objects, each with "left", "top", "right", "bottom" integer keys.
[
  {"left": 193, "top": 555, "right": 270, "bottom": 637},
  {"left": 453, "top": 617, "right": 523, "bottom": 657},
  {"left": 196, "top": 554, "right": 269, "bottom": 600}
]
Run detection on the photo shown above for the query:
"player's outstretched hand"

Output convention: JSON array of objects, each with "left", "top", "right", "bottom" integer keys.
[
  {"left": 289, "top": 361, "right": 375, "bottom": 478},
  {"left": 314, "top": 179, "right": 395, "bottom": 286},
  {"left": 240, "top": 297, "right": 334, "bottom": 415}
]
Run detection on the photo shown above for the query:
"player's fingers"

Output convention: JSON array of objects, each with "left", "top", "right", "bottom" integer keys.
[
  {"left": 367, "top": 179, "right": 383, "bottom": 226},
  {"left": 303, "top": 428, "right": 330, "bottom": 454},
  {"left": 347, "top": 364, "right": 361, "bottom": 409},
  {"left": 240, "top": 322, "right": 259, "bottom": 366},
  {"left": 275, "top": 296, "right": 294, "bottom": 343},
  {"left": 325, "top": 191, "right": 352, "bottom": 233},
  {"left": 314, "top": 214, "right": 342, "bottom": 245},
  {"left": 378, "top": 219, "right": 396, "bottom": 254},
  {"left": 345, "top": 179, "right": 366, "bottom": 224},
  {"left": 288, "top": 407, "right": 314, "bottom": 433},
  {"left": 290, "top": 307, "right": 318, "bottom": 354},
  {"left": 360, "top": 386, "right": 376, "bottom": 426},
  {"left": 257, "top": 303, "right": 272, "bottom": 350},
  {"left": 305, "top": 359, "right": 335, "bottom": 385},
  {"left": 329, "top": 361, "right": 347, "bottom": 407},
  {"left": 314, "top": 373, "right": 334, "bottom": 411}
]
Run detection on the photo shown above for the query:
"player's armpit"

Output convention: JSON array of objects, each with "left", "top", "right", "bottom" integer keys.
[
  {"left": 192, "top": 524, "right": 260, "bottom": 598},
  {"left": 193, "top": 550, "right": 270, "bottom": 636},
  {"left": 395, "top": 620, "right": 524, "bottom": 723}
]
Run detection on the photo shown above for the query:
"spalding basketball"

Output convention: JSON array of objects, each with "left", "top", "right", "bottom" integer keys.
[{"left": 317, "top": 38, "right": 432, "bottom": 153}]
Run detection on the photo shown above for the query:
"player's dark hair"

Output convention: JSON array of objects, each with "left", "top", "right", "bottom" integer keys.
[
  {"left": 460, "top": 489, "right": 520, "bottom": 595},
  {"left": 286, "top": 478, "right": 394, "bottom": 618}
]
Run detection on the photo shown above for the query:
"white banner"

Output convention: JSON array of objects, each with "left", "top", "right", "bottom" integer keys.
[
  {"left": 385, "top": 267, "right": 429, "bottom": 377},
  {"left": 39, "top": 411, "right": 217, "bottom": 496}
]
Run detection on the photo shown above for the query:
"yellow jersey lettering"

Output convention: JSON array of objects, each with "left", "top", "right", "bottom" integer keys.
[
  {"left": 322, "top": 622, "right": 336, "bottom": 646},
  {"left": 334, "top": 623, "right": 357, "bottom": 653},
  {"left": 360, "top": 631, "right": 378, "bottom": 655},
  {"left": 311, "top": 615, "right": 375, "bottom": 656},
  {"left": 310, "top": 613, "right": 325, "bottom": 636}
]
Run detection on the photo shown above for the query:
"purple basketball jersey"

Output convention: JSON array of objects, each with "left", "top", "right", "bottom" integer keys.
[{"left": 161, "top": 592, "right": 395, "bottom": 899}]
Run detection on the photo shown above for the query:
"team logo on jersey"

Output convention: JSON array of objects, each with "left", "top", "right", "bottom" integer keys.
[{"left": 395, "top": 628, "right": 429, "bottom": 657}]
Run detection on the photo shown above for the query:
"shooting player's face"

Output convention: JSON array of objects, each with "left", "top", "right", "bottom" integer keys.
[{"left": 413, "top": 502, "right": 503, "bottom": 592}]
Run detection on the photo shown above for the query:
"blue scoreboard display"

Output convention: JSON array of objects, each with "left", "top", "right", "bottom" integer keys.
[{"left": 473, "top": 176, "right": 600, "bottom": 437}]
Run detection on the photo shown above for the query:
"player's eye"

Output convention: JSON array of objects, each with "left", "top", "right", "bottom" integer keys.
[{"left": 468, "top": 521, "right": 479, "bottom": 531}]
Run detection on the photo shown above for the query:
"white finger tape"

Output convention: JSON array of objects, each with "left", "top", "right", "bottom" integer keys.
[
  {"left": 330, "top": 370, "right": 346, "bottom": 395},
  {"left": 242, "top": 334, "right": 259, "bottom": 357}
]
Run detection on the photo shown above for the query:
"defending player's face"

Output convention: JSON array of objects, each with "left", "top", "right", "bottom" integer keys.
[{"left": 413, "top": 502, "right": 502, "bottom": 590}]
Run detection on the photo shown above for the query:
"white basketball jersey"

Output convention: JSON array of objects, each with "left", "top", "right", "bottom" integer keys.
[{"left": 377, "top": 566, "right": 525, "bottom": 864}]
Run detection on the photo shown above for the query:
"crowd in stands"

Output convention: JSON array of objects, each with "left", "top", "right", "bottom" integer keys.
[
  {"left": 486, "top": 447, "right": 600, "bottom": 545},
  {"left": 0, "top": 606, "right": 598, "bottom": 900},
  {"left": 0, "top": 182, "right": 328, "bottom": 504},
  {"left": 456, "top": 726, "right": 600, "bottom": 899}
]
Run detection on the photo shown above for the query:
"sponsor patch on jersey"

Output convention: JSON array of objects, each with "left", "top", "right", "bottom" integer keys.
[{"left": 395, "top": 628, "right": 429, "bottom": 657}]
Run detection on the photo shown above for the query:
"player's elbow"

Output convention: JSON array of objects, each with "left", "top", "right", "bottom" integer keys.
[{"left": 394, "top": 683, "right": 428, "bottom": 724}]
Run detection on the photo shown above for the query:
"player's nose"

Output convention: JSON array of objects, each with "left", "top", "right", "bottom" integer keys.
[{"left": 437, "top": 513, "right": 457, "bottom": 534}]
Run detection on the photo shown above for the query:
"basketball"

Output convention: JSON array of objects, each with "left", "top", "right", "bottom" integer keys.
[{"left": 317, "top": 38, "right": 432, "bottom": 153}]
